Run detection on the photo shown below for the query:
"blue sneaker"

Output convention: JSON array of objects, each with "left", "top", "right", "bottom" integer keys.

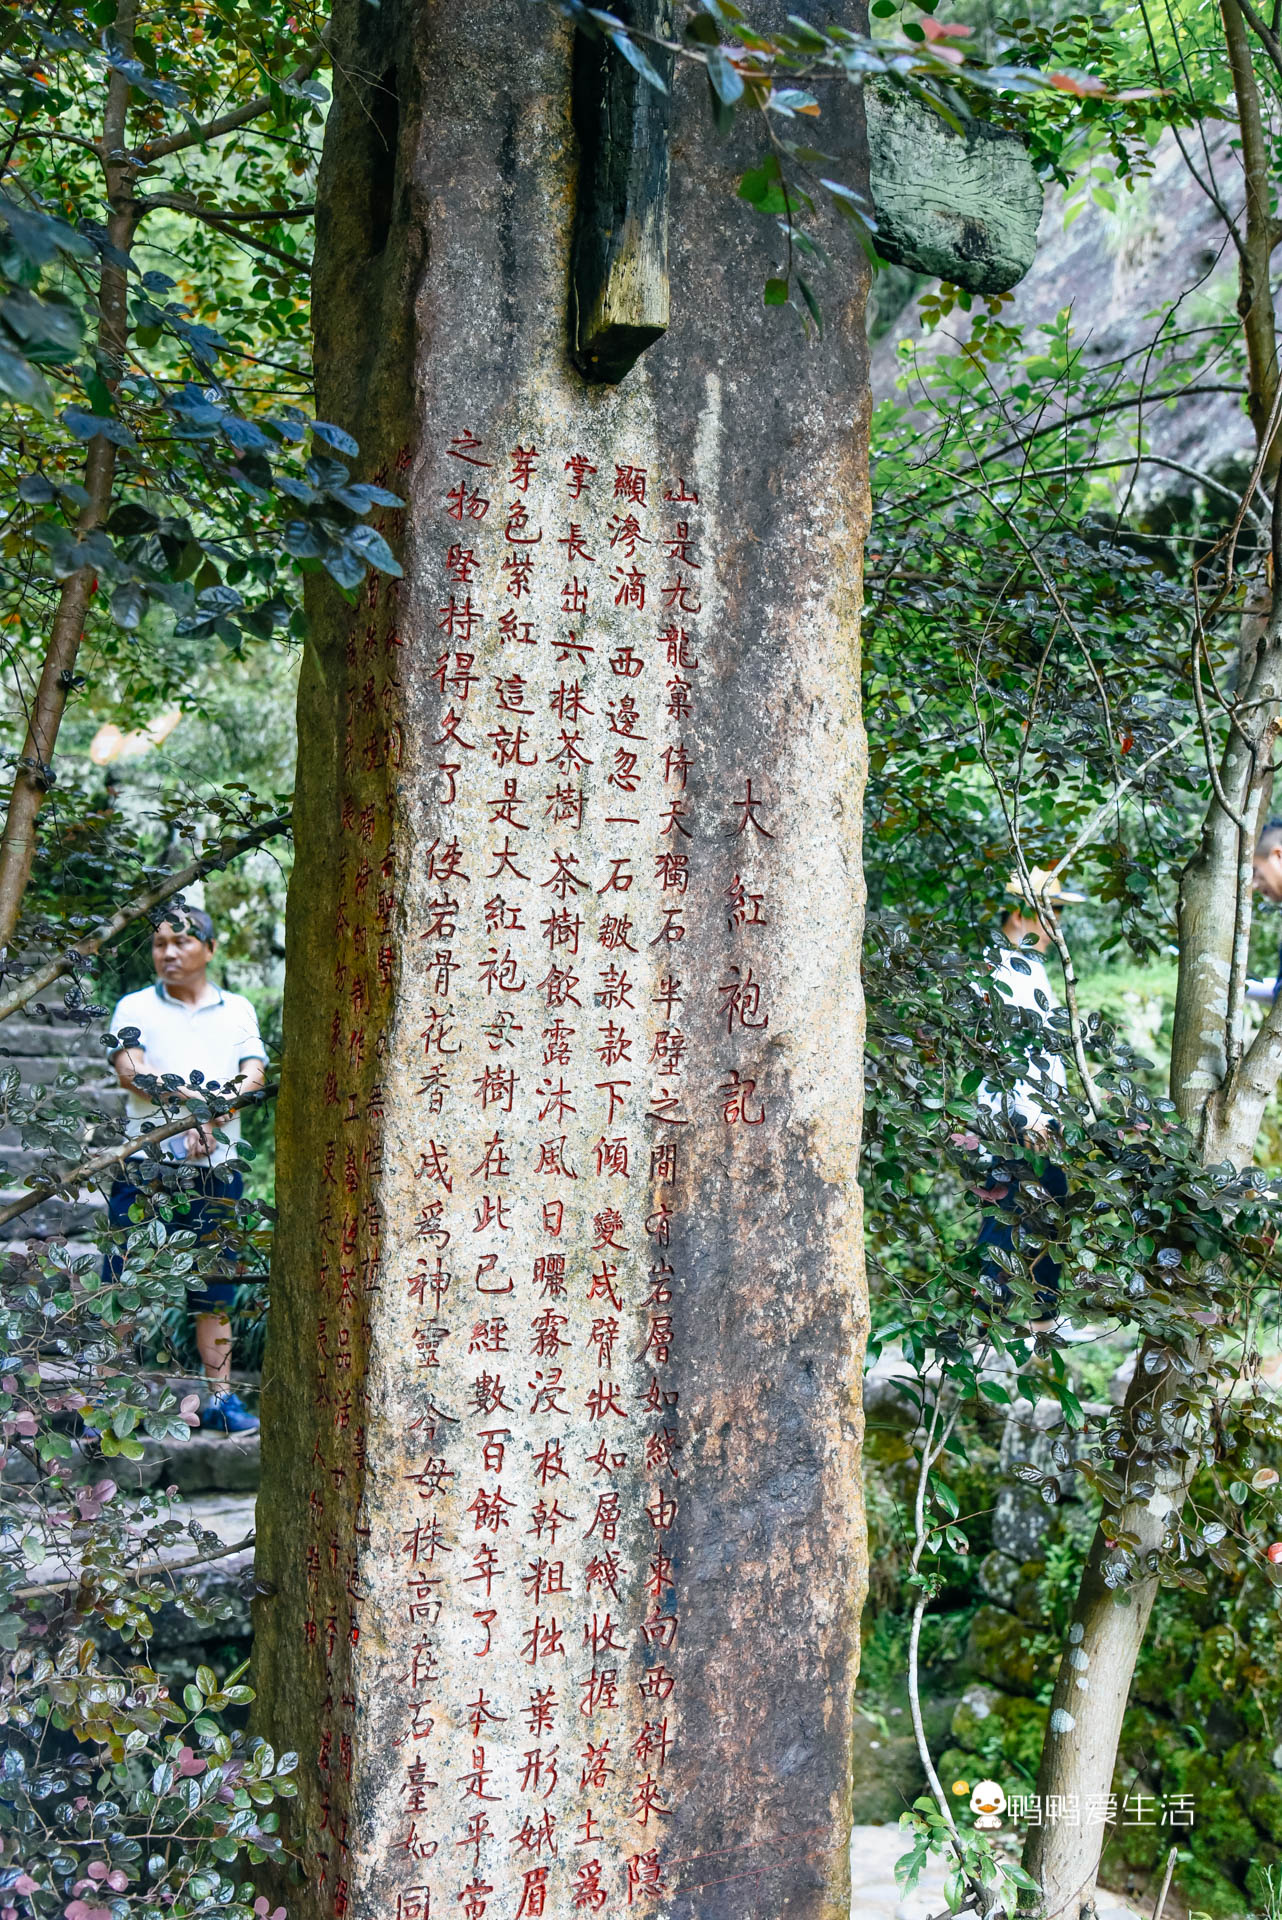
[{"left": 200, "top": 1390, "right": 260, "bottom": 1435}]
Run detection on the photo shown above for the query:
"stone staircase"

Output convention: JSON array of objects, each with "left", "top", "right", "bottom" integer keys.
[
  {"left": 0, "top": 1005, "right": 259, "bottom": 1656},
  {"left": 6, "top": 1423, "right": 258, "bottom": 1653},
  {"left": 0, "top": 1009, "right": 121, "bottom": 1247}
]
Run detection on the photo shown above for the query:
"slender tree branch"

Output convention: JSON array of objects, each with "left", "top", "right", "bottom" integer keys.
[
  {"left": 0, "top": 1083, "right": 278, "bottom": 1230},
  {"left": 0, "top": 1, "right": 141, "bottom": 953},
  {"left": 1008, "top": 622, "right": 1060, "bottom": 866},
  {"left": 135, "top": 196, "right": 314, "bottom": 222},
  {"left": 14, "top": 1530, "right": 255, "bottom": 1604},
  {"left": 1225, "top": 806, "right": 1256, "bottom": 1071},
  {"left": 6, "top": 129, "right": 106, "bottom": 156},
  {"left": 903, "top": 1390, "right": 1014, "bottom": 1920},
  {"left": 1230, "top": 0, "right": 1282, "bottom": 86},
  {"left": 970, "top": 450, "right": 1267, "bottom": 521},
  {"left": 1221, "top": 474, "right": 1282, "bottom": 1069},
  {"left": 0, "top": 814, "right": 291, "bottom": 1027},
  {"left": 1143, "top": 0, "right": 1247, "bottom": 262},
  {"left": 981, "top": 385, "right": 1247, "bottom": 470},
  {"left": 136, "top": 197, "right": 311, "bottom": 271},
  {"left": 1221, "top": 0, "right": 1282, "bottom": 466},
  {"left": 139, "top": 37, "right": 330, "bottom": 161},
  {"left": 1151, "top": 1848, "right": 1179, "bottom": 1920},
  {"left": 1227, "top": 970, "right": 1282, "bottom": 1111},
  {"left": 907, "top": 1398, "right": 966, "bottom": 1846},
  {"left": 933, "top": 461, "right": 1120, "bottom": 762},
  {"left": 1190, "top": 621, "right": 1251, "bottom": 833},
  {"left": 1044, "top": 722, "right": 1202, "bottom": 886}
]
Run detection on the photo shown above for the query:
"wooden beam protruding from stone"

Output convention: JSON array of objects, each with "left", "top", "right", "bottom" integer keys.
[{"left": 570, "top": 0, "right": 674, "bottom": 384}]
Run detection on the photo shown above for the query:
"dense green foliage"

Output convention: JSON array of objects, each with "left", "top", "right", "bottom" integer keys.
[
  {"left": 0, "top": 10, "right": 351, "bottom": 1920},
  {"left": 858, "top": 9, "right": 1282, "bottom": 1902}
]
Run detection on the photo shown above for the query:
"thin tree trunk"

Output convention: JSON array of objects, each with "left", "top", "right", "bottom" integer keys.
[
  {"left": 1023, "top": 1347, "right": 1188, "bottom": 1915},
  {"left": 1027, "top": 659, "right": 1281, "bottom": 1920},
  {"left": 0, "top": 0, "right": 139, "bottom": 952},
  {"left": 1023, "top": 12, "right": 1282, "bottom": 1913},
  {"left": 1223, "top": 0, "right": 1281, "bottom": 469},
  {"left": 1033, "top": 545, "right": 1282, "bottom": 1920},
  {"left": 1171, "top": 613, "right": 1282, "bottom": 1132},
  {"left": 1169, "top": 0, "right": 1282, "bottom": 1124}
]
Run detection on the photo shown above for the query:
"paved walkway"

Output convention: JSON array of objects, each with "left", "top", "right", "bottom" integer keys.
[{"left": 849, "top": 1823, "right": 1147, "bottom": 1920}]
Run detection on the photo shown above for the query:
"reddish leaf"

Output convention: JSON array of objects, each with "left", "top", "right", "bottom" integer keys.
[{"left": 1048, "top": 69, "right": 1108, "bottom": 95}]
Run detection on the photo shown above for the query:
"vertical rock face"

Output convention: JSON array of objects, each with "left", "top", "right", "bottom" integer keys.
[{"left": 254, "top": 5, "right": 872, "bottom": 1918}]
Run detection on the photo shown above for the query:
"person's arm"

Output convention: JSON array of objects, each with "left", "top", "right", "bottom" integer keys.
[
  {"left": 189, "top": 1006, "right": 268, "bottom": 1157},
  {"left": 232, "top": 996, "right": 268, "bottom": 1098},
  {"left": 111, "top": 1043, "right": 147, "bottom": 1091},
  {"left": 187, "top": 1056, "right": 266, "bottom": 1160},
  {"left": 181, "top": 1046, "right": 266, "bottom": 1163}
]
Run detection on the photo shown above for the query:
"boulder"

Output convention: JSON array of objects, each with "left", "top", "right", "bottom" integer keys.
[
  {"left": 977, "top": 1549, "right": 1047, "bottom": 1623},
  {"left": 950, "top": 1680, "right": 1047, "bottom": 1773},
  {"left": 967, "top": 1602, "right": 1053, "bottom": 1697},
  {"left": 850, "top": 1710, "right": 926, "bottom": 1826},
  {"left": 866, "top": 89, "right": 1043, "bottom": 296}
]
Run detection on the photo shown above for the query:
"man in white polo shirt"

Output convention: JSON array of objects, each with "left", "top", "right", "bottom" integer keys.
[
  {"left": 974, "top": 868, "right": 1083, "bottom": 1324},
  {"left": 106, "top": 909, "right": 267, "bottom": 1434}
]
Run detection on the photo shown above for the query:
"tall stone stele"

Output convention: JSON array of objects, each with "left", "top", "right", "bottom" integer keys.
[{"left": 254, "top": 4, "right": 871, "bottom": 1916}]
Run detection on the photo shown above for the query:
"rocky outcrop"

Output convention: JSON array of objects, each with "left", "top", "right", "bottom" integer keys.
[
  {"left": 867, "top": 89, "right": 1043, "bottom": 295},
  {"left": 871, "top": 129, "right": 1252, "bottom": 521}
]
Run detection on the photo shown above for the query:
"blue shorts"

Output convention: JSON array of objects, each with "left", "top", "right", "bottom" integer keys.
[
  {"left": 976, "top": 1157, "right": 1069, "bottom": 1316},
  {"left": 103, "top": 1169, "right": 246, "bottom": 1314}
]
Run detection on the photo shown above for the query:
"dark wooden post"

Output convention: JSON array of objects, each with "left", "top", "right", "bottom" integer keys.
[{"left": 570, "top": 1, "right": 675, "bottom": 383}]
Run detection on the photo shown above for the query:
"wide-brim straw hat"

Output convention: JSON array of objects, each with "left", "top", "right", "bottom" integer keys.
[{"left": 1006, "top": 866, "right": 1088, "bottom": 906}]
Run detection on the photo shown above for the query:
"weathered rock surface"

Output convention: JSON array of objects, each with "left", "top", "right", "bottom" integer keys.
[
  {"left": 14, "top": 1488, "right": 255, "bottom": 1649},
  {"left": 137, "top": 1491, "right": 256, "bottom": 1651},
  {"left": 849, "top": 1699, "right": 958, "bottom": 1828},
  {"left": 254, "top": 4, "right": 872, "bottom": 1917},
  {"left": 991, "top": 1394, "right": 1105, "bottom": 1563},
  {"left": 0, "top": 1427, "right": 259, "bottom": 1495},
  {"left": 867, "top": 89, "right": 1043, "bottom": 296},
  {"left": 872, "top": 128, "right": 1250, "bottom": 520}
]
